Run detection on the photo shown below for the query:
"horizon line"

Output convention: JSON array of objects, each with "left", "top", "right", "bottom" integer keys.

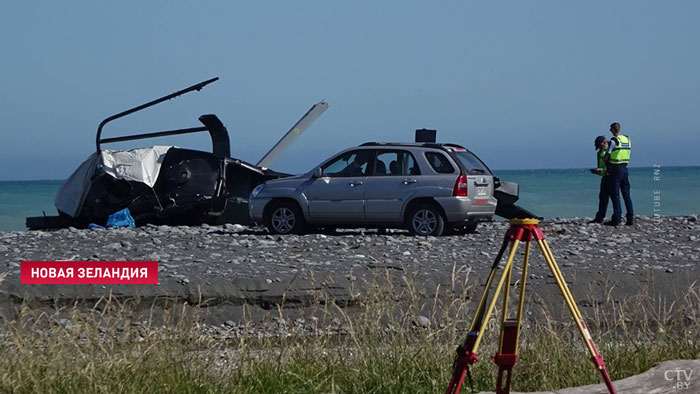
[{"left": 1, "top": 165, "right": 698, "bottom": 183}]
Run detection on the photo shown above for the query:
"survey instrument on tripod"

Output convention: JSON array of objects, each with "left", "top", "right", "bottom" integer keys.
[{"left": 445, "top": 218, "right": 617, "bottom": 394}]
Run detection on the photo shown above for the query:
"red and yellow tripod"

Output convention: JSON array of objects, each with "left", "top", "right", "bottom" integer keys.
[{"left": 445, "top": 219, "right": 617, "bottom": 394}]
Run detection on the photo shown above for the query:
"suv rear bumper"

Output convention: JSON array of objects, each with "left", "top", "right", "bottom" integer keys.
[{"left": 435, "top": 196, "right": 497, "bottom": 224}]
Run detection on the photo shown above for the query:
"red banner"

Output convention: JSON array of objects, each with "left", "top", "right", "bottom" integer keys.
[{"left": 21, "top": 261, "right": 158, "bottom": 284}]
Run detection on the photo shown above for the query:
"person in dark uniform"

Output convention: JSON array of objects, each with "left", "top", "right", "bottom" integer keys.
[
  {"left": 589, "top": 136, "right": 610, "bottom": 223},
  {"left": 604, "top": 122, "right": 634, "bottom": 226}
]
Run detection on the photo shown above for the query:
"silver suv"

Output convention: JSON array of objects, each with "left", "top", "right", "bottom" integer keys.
[{"left": 249, "top": 142, "right": 497, "bottom": 236}]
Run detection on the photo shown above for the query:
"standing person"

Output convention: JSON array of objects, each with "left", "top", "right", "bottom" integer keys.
[
  {"left": 589, "top": 136, "right": 610, "bottom": 223},
  {"left": 604, "top": 122, "right": 634, "bottom": 226}
]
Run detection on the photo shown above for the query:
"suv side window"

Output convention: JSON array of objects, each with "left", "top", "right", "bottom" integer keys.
[
  {"left": 405, "top": 153, "right": 421, "bottom": 175},
  {"left": 424, "top": 152, "right": 455, "bottom": 174},
  {"left": 321, "top": 150, "right": 373, "bottom": 177},
  {"left": 372, "top": 150, "right": 421, "bottom": 176}
]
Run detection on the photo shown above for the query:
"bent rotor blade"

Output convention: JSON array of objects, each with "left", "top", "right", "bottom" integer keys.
[{"left": 256, "top": 101, "right": 329, "bottom": 168}]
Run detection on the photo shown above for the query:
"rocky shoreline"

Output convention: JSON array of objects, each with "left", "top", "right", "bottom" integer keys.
[{"left": 1, "top": 215, "right": 698, "bottom": 325}]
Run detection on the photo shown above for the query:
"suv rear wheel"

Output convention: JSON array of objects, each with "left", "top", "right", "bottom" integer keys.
[
  {"left": 406, "top": 203, "right": 446, "bottom": 236},
  {"left": 265, "top": 201, "right": 306, "bottom": 235}
]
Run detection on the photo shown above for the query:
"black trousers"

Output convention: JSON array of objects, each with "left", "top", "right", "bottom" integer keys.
[
  {"left": 594, "top": 175, "right": 610, "bottom": 221},
  {"left": 607, "top": 165, "right": 634, "bottom": 222}
]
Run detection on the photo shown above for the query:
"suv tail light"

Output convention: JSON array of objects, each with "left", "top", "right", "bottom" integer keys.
[{"left": 453, "top": 175, "right": 468, "bottom": 196}]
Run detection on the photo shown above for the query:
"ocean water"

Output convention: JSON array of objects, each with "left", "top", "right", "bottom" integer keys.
[
  {"left": 0, "top": 180, "right": 63, "bottom": 232},
  {"left": 494, "top": 166, "right": 699, "bottom": 221},
  {"left": 1, "top": 167, "right": 698, "bottom": 231}
]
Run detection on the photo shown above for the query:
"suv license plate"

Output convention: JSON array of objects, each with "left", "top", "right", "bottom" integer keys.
[{"left": 476, "top": 186, "right": 486, "bottom": 196}]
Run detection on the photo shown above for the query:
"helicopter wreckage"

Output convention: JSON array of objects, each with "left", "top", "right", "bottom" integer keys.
[{"left": 26, "top": 77, "right": 328, "bottom": 229}]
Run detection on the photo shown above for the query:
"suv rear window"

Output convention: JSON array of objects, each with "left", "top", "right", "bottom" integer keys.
[
  {"left": 452, "top": 151, "right": 491, "bottom": 175},
  {"left": 424, "top": 152, "right": 455, "bottom": 174}
]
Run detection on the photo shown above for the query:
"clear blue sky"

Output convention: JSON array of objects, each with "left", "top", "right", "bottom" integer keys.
[{"left": 1, "top": 1, "right": 698, "bottom": 181}]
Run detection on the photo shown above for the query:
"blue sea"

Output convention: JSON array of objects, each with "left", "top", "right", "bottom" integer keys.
[{"left": 1, "top": 166, "right": 698, "bottom": 232}]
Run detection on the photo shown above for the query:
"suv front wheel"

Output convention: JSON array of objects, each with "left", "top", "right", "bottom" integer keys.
[
  {"left": 406, "top": 203, "right": 446, "bottom": 236},
  {"left": 265, "top": 201, "right": 306, "bottom": 235}
]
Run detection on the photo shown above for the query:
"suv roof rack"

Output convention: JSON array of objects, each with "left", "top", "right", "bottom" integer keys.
[
  {"left": 359, "top": 141, "right": 467, "bottom": 150},
  {"left": 360, "top": 142, "right": 417, "bottom": 146},
  {"left": 442, "top": 143, "right": 467, "bottom": 150}
]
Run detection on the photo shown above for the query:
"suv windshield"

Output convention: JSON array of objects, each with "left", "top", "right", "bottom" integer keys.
[{"left": 452, "top": 151, "right": 491, "bottom": 175}]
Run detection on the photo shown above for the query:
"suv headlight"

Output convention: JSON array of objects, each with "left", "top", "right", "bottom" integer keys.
[{"left": 251, "top": 184, "right": 265, "bottom": 198}]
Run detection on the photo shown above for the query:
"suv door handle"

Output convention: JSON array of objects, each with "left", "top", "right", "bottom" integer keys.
[
  {"left": 349, "top": 181, "right": 364, "bottom": 187},
  {"left": 403, "top": 179, "right": 417, "bottom": 184}
]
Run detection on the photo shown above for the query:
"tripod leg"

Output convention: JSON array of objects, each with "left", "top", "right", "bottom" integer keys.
[
  {"left": 536, "top": 239, "right": 617, "bottom": 394},
  {"left": 498, "top": 254, "right": 513, "bottom": 348},
  {"left": 446, "top": 239, "right": 521, "bottom": 394},
  {"left": 496, "top": 254, "right": 514, "bottom": 394},
  {"left": 499, "top": 256, "right": 513, "bottom": 333},
  {"left": 538, "top": 240, "right": 579, "bottom": 317},
  {"left": 494, "top": 240, "right": 531, "bottom": 394},
  {"left": 472, "top": 239, "right": 520, "bottom": 354},
  {"left": 446, "top": 235, "right": 511, "bottom": 394},
  {"left": 468, "top": 233, "right": 514, "bottom": 333},
  {"left": 515, "top": 241, "right": 531, "bottom": 324}
]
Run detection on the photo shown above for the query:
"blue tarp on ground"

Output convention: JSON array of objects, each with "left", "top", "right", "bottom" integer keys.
[{"left": 89, "top": 208, "right": 136, "bottom": 229}]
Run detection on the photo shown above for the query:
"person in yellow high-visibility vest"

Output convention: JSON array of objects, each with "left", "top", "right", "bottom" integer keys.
[
  {"left": 603, "top": 122, "right": 634, "bottom": 226},
  {"left": 589, "top": 136, "right": 610, "bottom": 223}
]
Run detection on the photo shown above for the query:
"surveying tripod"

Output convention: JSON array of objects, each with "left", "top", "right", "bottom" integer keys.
[{"left": 445, "top": 219, "right": 617, "bottom": 394}]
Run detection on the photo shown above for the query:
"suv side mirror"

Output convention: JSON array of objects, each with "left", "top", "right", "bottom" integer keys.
[{"left": 313, "top": 168, "right": 323, "bottom": 178}]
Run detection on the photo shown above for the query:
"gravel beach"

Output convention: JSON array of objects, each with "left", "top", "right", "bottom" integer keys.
[{"left": 1, "top": 215, "right": 698, "bottom": 326}]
